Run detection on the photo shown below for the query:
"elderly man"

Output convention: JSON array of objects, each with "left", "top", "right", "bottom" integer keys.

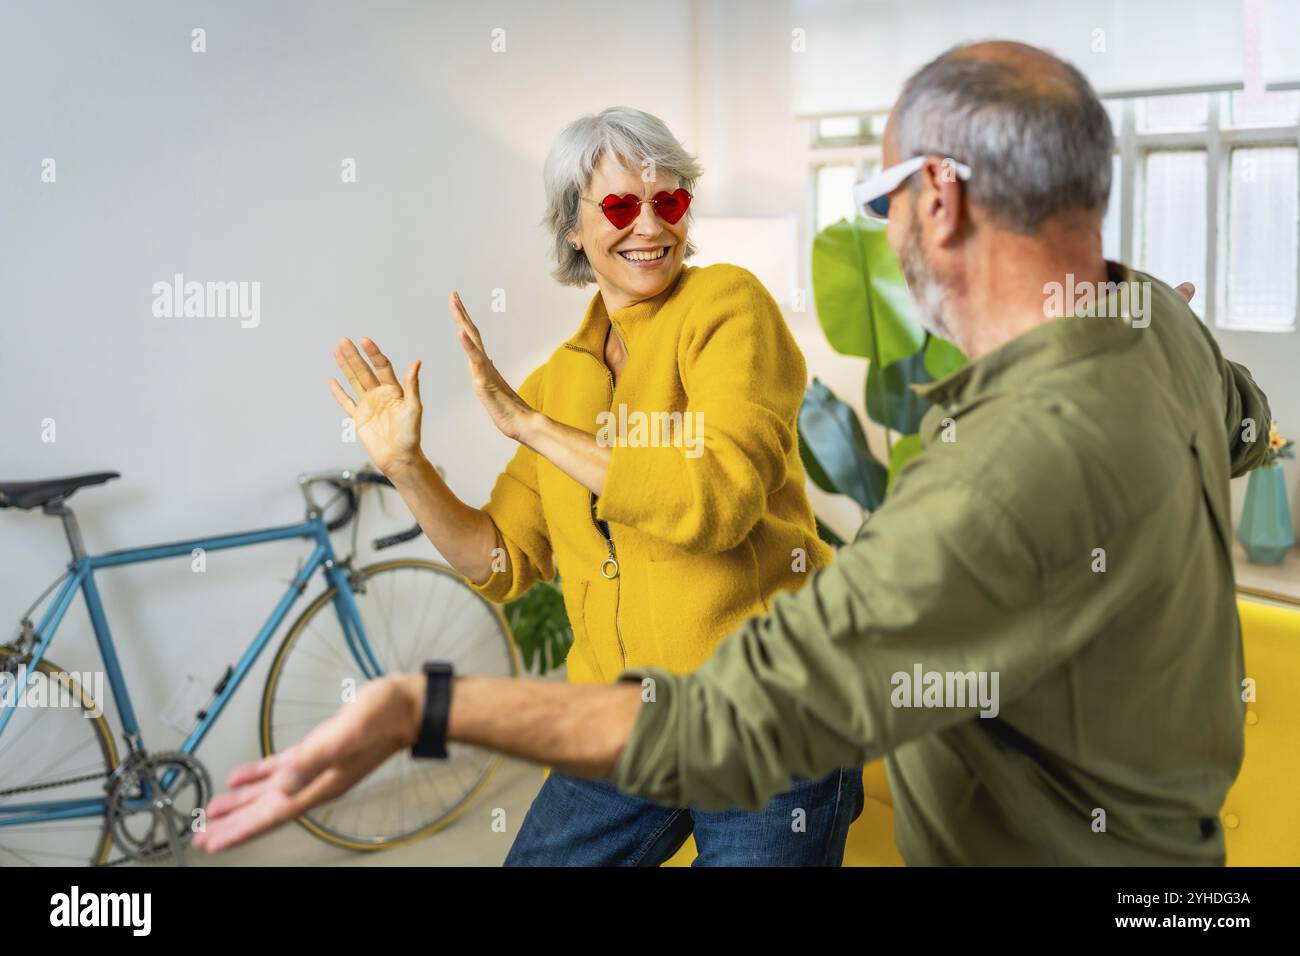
[{"left": 195, "top": 41, "right": 1271, "bottom": 865}]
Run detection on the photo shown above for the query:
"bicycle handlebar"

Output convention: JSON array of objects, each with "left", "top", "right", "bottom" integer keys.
[
  {"left": 322, "top": 482, "right": 358, "bottom": 533},
  {"left": 352, "top": 471, "right": 423, "bottom": 550},
  {"left": 300, "top": 468, "right": 424, "bottom": 550},
  {"left": 373, "top": 524, "right": 424, "bottom": 549}
]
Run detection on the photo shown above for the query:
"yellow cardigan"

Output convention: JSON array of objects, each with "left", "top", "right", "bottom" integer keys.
[{"left": 471, "top": 264, "right": 833, "bottom": 683}]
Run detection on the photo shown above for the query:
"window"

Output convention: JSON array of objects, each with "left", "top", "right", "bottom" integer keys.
[
  {"left": 1139, "top": 150, "right": 1208, "bottom": 315},
  {"left": 817, "top": 116, "right": 866, "bottom": 141},
  {"left": 1101, "top": 154, "right": 1122, "bottom": 261},
  {"left": 808, "top": 114, "right": 885, "bottom": 233},
  {"left": 1137, "top": 92, "right": 1210, "bottom": 132},
  {"left": 813, "top": 114, "right": 884, "bottom": 149},
  {"left": 1225, "top": 146, "right": 1298, "bottom": 329},
  {"left": 815, "top": 163, "right": 862, "bottom": 233},
  {"left": 1112, "top": 90, "right": 1300, "bottom": 332},
  {"left": 1230, "top": 90, "right": 1300, "bottom": 128},
  {"left": 807, "top": 93, "right": 1300, "bottom": 333}
]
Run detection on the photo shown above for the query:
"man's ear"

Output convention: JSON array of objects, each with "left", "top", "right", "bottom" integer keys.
[{"left": 921, "top": 155, "right": 965, "bottom": 246}]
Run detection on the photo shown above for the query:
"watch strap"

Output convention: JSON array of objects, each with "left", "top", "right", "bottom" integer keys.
[{"left": 412, "top": 661, "right": 454, "bottom": 759}]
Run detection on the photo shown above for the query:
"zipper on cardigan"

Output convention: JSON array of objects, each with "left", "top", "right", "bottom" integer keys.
[
  {"left": 591, "top": 498, "right": 620, "bottom": 580},
  {"left": 572, "top": 317, "right": 630, "bottom": 669},
  {"left": 607, "top": 319, "right": 629, "bottom": 668},
  {"left": 588, "top": 494, "right": 626, "bottom": 669}
]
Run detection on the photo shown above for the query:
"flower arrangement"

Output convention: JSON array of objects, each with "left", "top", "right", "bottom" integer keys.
[{"left": 1264, "top": 421, "right": 1295, "bottom": 467}]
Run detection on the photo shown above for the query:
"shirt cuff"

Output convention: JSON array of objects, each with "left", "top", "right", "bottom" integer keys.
[{"left": 607, "top": 666, "right": 683, "bottom": 804}]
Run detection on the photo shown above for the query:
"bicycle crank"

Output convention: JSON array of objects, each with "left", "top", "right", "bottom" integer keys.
[{"left": 105, "top": 750, "right": 211, "bottom": 865}]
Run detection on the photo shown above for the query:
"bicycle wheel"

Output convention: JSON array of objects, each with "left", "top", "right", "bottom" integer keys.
[
  {"left": 0, "top": 647, "right": 118, "bottom": 866},
  {"left": 260, "top": 559, "right": 518, "bottom": 852}
]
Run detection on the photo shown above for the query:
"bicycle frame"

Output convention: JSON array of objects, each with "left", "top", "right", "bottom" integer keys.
[{"left": 0, "top": 513, "right": 384, "bottom": 828}]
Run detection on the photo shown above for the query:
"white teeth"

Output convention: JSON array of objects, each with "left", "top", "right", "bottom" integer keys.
[{"left": 620, "top": 248, "right": 666, "bottom": 262}]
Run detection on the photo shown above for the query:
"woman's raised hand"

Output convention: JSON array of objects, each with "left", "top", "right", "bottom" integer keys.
[
  {"left": 329, "top": 337, "right": 423, "bottom": 475},
  {"left": 449, "top": 291, "right": 536, "bottom": 442}
]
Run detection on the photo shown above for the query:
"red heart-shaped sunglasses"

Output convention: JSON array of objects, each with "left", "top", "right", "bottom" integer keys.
[{"left": 581, "top": 188, "right": 693, "bottom": 229}]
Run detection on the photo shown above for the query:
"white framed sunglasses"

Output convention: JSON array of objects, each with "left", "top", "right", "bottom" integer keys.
[{"left": 853, "top": 155, "right": 973, "bottom": 220}]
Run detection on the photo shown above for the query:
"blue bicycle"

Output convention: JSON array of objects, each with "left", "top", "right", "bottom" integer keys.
[{"left": 0, "top": 467, "right": 517, "bottom": 866}]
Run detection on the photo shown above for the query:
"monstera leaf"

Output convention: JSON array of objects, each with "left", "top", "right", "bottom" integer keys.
[
  {"left": 799, "top": 216, "right": 968, "bottom": 523},
  {"left": 866, "top": 349, "right": 933, "bottom": 434},
  {"left": 886, "top": 434, "right": 924, "bottom": 491},
  {"left": 923, "top": 334, "right": 966, "bottom": 379},
  {"left": 811, "top": 217, "right": 925, "bottom": 368},
  {"left": 799, "top": 377, "right": 888, "bottom": 513}
]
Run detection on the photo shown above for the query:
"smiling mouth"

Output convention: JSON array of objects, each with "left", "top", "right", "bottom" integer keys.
[{"left": 618, "top": 246, "right": 669, "bottom": 263}]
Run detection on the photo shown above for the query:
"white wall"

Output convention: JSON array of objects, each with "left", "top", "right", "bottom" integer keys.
[{"left": 0, "top": 0, "right": 697, "bottom": 793}]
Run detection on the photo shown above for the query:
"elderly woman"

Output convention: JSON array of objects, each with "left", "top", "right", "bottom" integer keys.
[{"left": 327, "top": 106, "right": 863, "bottom": 866}]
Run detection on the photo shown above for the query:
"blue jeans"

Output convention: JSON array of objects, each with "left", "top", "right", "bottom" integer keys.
[{"left": 504, "top": 767, "right": 864, "bottom": 866}]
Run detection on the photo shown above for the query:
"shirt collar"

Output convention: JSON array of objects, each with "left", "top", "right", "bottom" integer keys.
[{"left": 915, "top": 261, "right": 1150, "bottom": 411}]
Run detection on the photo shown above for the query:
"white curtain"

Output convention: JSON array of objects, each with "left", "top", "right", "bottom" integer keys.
[
  {"left": 1262, "top": 0, "right": 1300, "bottom": 90},
  {"left": 791, "top": 0, "right": 1250, "bottom": 115}
]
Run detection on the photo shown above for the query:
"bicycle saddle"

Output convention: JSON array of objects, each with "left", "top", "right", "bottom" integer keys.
[{"left": 0, "top": 472, "right": 120, "bottom": 509}]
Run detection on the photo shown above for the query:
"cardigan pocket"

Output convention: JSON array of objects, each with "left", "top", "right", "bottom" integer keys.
[
  {"left": 645, "top": 547, "right": 763, "bottom": 674},
  {"left": 560, "top": 578, "right": 606, "bottom": 683}
]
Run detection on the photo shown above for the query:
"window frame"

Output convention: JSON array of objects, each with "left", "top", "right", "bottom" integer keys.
[
  {"left": 806, "top": 93, "right": 1300, "bottom": 334},
  {"left": 1117, "top": 93, "right": 1300, "bottom": 333},
  {"left": 802, "top": 125, "right": 884, "bottom": 301}
]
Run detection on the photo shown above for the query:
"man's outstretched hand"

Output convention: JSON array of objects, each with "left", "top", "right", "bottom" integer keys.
[{"left": 192, "top": 675, "right": 421, "bottom": 853}]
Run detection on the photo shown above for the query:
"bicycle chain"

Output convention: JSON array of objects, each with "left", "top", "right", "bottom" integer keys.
[
  {"left": 0, "top": 768, "right": 200, "bottom": 867},
  {"left": 0, "top": 769, "right": 109, "bottom": 798},
  {"left": 0, "top": 770, "right": 126, "bottom": 865}
]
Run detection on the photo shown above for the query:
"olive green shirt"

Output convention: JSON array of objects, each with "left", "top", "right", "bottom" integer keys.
[{"left": 609, "top": 266, "right": 1272, "bottom": 865}]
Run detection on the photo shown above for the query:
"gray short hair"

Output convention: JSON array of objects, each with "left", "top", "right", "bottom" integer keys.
[
  {"left": 895, "top": 44, "right": 1114, "bottom": 233},
  {"left": 542, "top": 106, "right": 701, "bottom": 286}
]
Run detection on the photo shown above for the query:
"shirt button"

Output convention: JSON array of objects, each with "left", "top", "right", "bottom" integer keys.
[
  {"left": 1246, "top": 710, "right": 1259, "bottom": 726},
  {"left": 1222, "top": 813, "right": 1240, "bottom": 830}
]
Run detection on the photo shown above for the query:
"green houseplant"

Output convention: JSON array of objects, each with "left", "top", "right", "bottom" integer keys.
[
  {"left": 504, "top": 578, "right": 572, "bottom": 674},
  {"left": 799, "top": 216, "right": 966, "bottom": 541}
]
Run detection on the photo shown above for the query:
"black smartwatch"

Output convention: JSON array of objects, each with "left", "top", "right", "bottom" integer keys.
[{"left": 411, "top": 662, "right": 454, "bottom": 759}]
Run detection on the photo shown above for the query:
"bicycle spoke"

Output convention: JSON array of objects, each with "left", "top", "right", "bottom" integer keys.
[
  {"left": 284, "top": 639, "right": 358, "bottom": 676},
  {"left": 6, "top": 734, "right": 105, "bottom": 793},
  {"left": 304, "top": 619, "right": 361, "bottom": 671},
  {"left": 265, "top": 560, "right": 514, "bottom": 849},
  {"left": 412, "top": 572, "right": 442, "bottom": 668}
]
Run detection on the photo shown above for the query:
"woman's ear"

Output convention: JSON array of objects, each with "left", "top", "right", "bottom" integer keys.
[{"left": 566, "top": 228, "right": 581, "bottom": 252}]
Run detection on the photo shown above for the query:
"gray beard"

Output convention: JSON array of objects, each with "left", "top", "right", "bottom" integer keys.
[{"left": 900, "top": 215, "right": 955, "bottom": 341}]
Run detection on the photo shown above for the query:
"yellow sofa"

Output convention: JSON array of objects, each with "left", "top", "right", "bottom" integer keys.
[
  {"left": 665, "top": 597, "right": 1300, "bottom": 867},
  {"left": 1218, "top": 598, "right": 1300, "bottom": 865}
]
